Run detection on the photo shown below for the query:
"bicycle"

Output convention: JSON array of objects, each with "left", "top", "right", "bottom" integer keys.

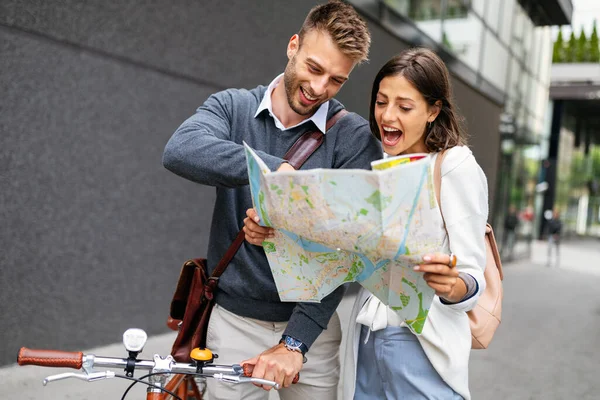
[{"left": 17, "top": 328, "right": 281, "bottom": 400}]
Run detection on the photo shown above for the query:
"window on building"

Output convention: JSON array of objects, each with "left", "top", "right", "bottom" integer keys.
[
  {"left": 481, "top": 29, "right": 510, "bottom": 90},
  {"left": 470, "top": 0, "right": 486, "bottom": 18},
  {"left": 507, "top": 56, "right": 521, "bottom": 99},
  {"left": 484, "top": 0, "right": 501, "bottom": 34},
  {"left": 444, "top": 0, "right": 469, "bottom": 19},
  {"left": 442, "top": 10, "right": 483, "bottom": 71},
  {"left": 498, "top": 0, "right": 515, "bottom": 46},
  {"left": 383, "top": 0, "right": 446, "bottom": 42}
]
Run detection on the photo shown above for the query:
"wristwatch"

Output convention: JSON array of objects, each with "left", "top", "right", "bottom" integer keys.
[{"left": 280, "top": 335, "right": 308, "bottom": 363}]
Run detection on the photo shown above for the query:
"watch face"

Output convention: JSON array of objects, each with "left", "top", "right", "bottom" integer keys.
[{"left": 285, "top": 336, "right": 302, "bottom": 349}]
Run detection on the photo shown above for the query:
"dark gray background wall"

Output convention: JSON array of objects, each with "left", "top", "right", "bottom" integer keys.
[{"left": 0, "top": 0, "right": 501, "bottom": 366}]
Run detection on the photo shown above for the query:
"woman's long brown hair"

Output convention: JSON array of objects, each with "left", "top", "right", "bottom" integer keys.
[{"left": 369, "top": 47, "right": 467, "bottom": 152}]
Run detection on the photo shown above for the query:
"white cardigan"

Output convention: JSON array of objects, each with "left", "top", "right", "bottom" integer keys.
[{"left": 341, "top": 146, "right": 489, "bottom": 400}]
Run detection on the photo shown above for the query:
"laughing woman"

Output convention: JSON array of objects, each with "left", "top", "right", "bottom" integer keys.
[{"left": 343, "top": 48, "right": 489, "bottom": 400}]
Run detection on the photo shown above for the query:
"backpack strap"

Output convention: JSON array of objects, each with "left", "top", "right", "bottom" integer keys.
[
  {"left": 434, "top": 150, "right": 503, "bottom": 281},
  {"left": 433, "top": 150, "right": 447, "bottom": 227}
]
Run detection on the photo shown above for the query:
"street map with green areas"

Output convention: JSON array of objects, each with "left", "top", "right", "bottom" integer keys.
[{"left": 245, "top": 143, "right": 445, "bottom": 334}]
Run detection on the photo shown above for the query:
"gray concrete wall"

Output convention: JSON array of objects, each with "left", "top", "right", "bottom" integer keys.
[{"left": 0, "top": 0, "right": 501, "bottom": 366}]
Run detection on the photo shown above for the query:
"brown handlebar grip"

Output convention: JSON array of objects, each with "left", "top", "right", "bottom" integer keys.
[
  {"left": 17, "top": 347, "right": 83, "bottom": 369},
  {"left": 242, "top": 363, "right": 300, "bottom": 384}
]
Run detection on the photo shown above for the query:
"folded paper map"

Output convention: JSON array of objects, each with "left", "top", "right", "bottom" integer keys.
[{"left": 244, "top": 143, "right": 445, "bottom": 333}]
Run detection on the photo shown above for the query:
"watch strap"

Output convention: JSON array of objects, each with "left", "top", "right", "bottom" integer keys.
[{"left": 280, "top": 335, "right": 308, "bottom": 355}]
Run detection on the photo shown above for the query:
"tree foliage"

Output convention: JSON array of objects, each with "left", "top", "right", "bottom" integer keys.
[
  {"left": 552, "top": 28, "right": 565, "bottom": 62},
  {"left": 590, "top": 20, "right": 600, "bottom": 62},
  {"left": 577, "top": 28, "right": 589, "bottom": 62},
  {"left": 552, "top": 22, "right": 600, "bottom": 63},
  {"left": 566, "top": 30, "right": 577, "bottom": 62}
]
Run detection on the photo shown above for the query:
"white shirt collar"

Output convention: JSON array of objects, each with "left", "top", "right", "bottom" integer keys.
[{"left": 254, "top": 73, "right": 329, "bottom": 133}]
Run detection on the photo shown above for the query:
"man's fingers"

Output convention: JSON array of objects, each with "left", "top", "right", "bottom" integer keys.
[
  {"left": 246, "top": 208, "right": 260, "bottom": 223},
  {"left": 243, "top": 217, "right": 275, "bottom": 235},
  {"left": 241, "top": 356, "right": 259, "bottom": 366},
  {"left": 282, "top": 369, "right": 295, "bottom": 388},
  {"left": 277, "top": 162, "right": 296, "bottom": 172},
  {"left": 262, "top": 367, "right": 278, "bottom": 391},
  {"left": 250, "top": 356, "right": 267, "bottom": 387},
  {"left": 243, "top": 219, "right": 275, "bottom": 246},
  {"left": 256, "top": 359, "right": 280, "bottom": 391},
  {"left": 242, "top": 226, "right": 262, "bottom": 245},
  {"left": 243, "top": 223, "right": 268, "bottom": 238}
]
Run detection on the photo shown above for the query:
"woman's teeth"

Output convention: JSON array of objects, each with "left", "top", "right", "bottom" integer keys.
[{"left": 382, "top": 126, "right": 402, "bottom": 144}]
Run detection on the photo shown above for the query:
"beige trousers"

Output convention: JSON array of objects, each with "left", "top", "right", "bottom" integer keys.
[{"left": 205, "top": 303, "right": 341, "bottom": 400}]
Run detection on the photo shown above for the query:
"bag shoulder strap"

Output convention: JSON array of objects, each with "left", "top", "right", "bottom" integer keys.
[
  {"left": 210, "top": 108, "right": 349, "bottom": 278},
  {"left": 285, "top": 109, "right": 348, "bottom": 169}
]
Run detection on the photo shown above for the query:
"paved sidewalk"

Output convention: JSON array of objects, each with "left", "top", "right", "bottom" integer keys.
[
  {"left": 2, "top": 238, "right": 598, "bottom": 399},
  {"left": 470, "top": 237, "right": 600, "bottom": 399}
]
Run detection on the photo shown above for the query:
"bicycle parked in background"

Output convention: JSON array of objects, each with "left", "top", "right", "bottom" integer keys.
[{"left": 17, "top": 328, "right": 279, "bottom": 400}]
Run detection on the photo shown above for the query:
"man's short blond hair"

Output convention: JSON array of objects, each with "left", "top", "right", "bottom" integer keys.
[{"left": 298, "top": 0, "right": 371, "bottom": 64}]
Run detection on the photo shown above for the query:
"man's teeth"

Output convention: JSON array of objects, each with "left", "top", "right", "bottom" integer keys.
[{"left": 301, "top": 87, "right": 317, "bottom": 101}]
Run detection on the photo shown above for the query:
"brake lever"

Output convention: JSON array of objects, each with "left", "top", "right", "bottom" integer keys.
[
  {"left": 212, "top": 373, "right": 280, "bottom": 390},
  {"left": 43, "top": 371, "right": 116, "bottom": 385}
]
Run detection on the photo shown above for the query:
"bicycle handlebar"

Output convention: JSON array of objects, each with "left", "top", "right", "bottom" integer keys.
[
  {"left": 18, "top": 347, "right": 300, "bottom": 384},
  {"left": 17, "top": 347, "right": 299, "bottom": 390}
]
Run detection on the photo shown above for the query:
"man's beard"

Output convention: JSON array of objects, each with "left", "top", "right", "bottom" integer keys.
[{"left": 284, "top": 57, "right": 322, "bottom": 116}]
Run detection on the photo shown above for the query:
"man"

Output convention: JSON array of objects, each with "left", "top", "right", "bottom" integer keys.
[
  {"left": 502, "top": 206, "right": 519, "bottom": 260},
  {"left": 162, "top": 2, "right": 381, "bottom": 399},
  {"left": 546, "top": 209, "right": 562, "bottom": 267}
]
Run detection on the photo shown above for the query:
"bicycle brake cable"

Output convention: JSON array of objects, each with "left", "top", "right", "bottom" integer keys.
[{"left": 116, "top": 373, "right": 182, "bottom": 400}]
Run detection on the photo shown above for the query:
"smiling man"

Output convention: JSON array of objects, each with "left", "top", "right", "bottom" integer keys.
[{"left": 162, "top": 2, "right": 381, "bottom": 399}]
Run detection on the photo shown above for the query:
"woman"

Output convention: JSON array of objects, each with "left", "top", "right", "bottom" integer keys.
[{"left": 344, "top": 47, "right": 488, "bottom": 400}]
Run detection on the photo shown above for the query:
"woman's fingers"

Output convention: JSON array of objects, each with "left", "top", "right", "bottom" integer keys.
[
  {"left": 422, "top": 272, "right": 457, "bottom": 285},
  {"left": 422, "top": 253, "right": 455, "bottom": 267},
  {"left": 414, "top": 262, "right": 458, "bottom": 277},
  {"left": 416, "top": 254, "right": 459, "bottom": 298}
]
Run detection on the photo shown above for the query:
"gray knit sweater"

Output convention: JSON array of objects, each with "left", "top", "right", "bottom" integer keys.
[{"left": 163, "top": 85, "right": 382, "bottom": 349}]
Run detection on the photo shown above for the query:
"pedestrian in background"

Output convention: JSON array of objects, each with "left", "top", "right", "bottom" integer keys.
[
  {"left": 342, "top": 47, "right": 488, "bottom": 400},
  {"left": 546, "top": 209, "right": 563, "bottom": 267},
  {"left": 502, "top": 205, "right": 519, "bottom": 260},
  {"left": 163, "top": 1, "right": 381, "bottom": 399}
]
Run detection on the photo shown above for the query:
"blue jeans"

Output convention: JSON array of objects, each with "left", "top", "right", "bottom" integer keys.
[{"left": 355, "top": 325, "right": 463, "bottom": 400}]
